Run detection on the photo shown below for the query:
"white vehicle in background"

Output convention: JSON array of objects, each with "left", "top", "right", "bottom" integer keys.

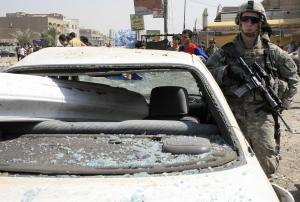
[{"left": 0, "top": 47, "right": 294, "bottom": 202}]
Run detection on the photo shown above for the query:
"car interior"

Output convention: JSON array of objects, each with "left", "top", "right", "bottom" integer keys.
[{"left": 0, "top": 68, "right": 239, "bottom": 175}]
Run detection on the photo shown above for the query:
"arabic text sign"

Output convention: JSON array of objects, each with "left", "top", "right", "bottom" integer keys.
[{"left": 130, "top": 14, "right": 145, "bottom": 31}]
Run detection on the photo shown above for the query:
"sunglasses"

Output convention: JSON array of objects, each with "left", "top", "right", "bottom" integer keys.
[{"left": 240, "top": 16, "right": 260, "bottom": 24}]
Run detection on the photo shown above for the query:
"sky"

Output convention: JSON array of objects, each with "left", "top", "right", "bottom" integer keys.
[{"left": 0, "top": 0, "right": 250, "bottom": 35}]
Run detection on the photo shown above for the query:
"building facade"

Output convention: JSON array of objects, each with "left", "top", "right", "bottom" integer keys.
[
  {"left": 63, "top": 19, "right": 80, "bottom": 37},
  {"left": 79, "top": 28, "right": 108, "bottom": 46},
  {"left": 206, "top": 0, "right": 300, "bottom": 47},
  {"left": 0, "top": 12, "right": 64, "bottom": 43},
  {"left": 263, "top": 0, "right": 300, "bottom": 13},
  {"left": 0, "top": 12, "right": 83, "bottom": 44}
]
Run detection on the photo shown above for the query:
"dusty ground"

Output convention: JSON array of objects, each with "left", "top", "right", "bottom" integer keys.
[
  {"left": 0, "top": 56, "right": 300, "bottom": 200},
  {"left": 0, "top": 56, "right": 17, "bottom": 70}
]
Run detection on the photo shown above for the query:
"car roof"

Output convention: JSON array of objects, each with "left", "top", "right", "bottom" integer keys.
[{"left": 7, "top": 47, "right": 199, "bottom": 73}]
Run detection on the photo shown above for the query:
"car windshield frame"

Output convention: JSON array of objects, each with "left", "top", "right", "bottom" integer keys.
[{"left": 1, "top": 60, "right": 246, "bottom": 175}]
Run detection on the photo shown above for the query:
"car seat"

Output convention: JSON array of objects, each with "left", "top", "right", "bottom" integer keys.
[{"left": 148, "top": 86, "right": 199, "bottom": 123}]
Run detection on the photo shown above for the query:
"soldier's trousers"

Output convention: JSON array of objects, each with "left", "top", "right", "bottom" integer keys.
[{"left": 235, "top": 110, "right": 278, "bottom": 176}]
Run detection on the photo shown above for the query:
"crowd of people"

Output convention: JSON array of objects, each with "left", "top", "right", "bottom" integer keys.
[
  {"left": 15, "top": 29, "right": 300, "bottom": 68},
  {"left": 15, "top": 43, "right": 41, "bottom": 61},
  {"left": 135, "top": 29, "right": 219, "bottom": 63},
  {"left": 58, "top": 32, "right": 90, "bottom": 47},
  {"left": 14, "top": 32, "right": 91, "bottom": 61}
]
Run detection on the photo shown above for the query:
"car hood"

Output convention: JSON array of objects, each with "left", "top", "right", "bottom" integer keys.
[{"left": 0, "top": 160, "right": 279, "bottom": 202}]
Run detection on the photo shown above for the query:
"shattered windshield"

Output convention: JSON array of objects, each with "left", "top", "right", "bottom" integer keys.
[
  {"left": 0, "top": 69, "right": 237, "bottom": 175},
  {"left": 0, "top": 132, "right": 236, "bottom": 175},
  {"left": 79, "top": 71, "right": 200, "bottom": 96}
]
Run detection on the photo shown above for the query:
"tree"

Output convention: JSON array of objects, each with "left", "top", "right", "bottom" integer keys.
[
  {"left": 41, "top": 27, "right": 60, "bottom": 47},
  {"left": 10, "top": 29, "right": 38, "bottom": 46}
]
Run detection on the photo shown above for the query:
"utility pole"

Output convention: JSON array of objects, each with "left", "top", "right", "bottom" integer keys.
[
  {"left": 183, "top": 0, "right": 186, "bottom": 29},
  {"left": 164, "top": 0, "right": 168, "bottom": 39}
]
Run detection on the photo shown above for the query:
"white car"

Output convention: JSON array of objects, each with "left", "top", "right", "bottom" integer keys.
[{"left": 0, "top": 47, "right": 294, "bottom": 202}]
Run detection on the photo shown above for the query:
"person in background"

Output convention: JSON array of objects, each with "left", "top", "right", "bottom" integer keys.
[
  {"left": 58, "top": 34, "right": 69, "bottom": 47},
  {"left": 19, "top": 46, "right": 26, "bottom": 60},
  {"left": 205, "top": 39, "right": 219, "bottom": 57},
  {"left": 80, "top": 36, "right": 92, "bottom": 46},
  {"left": 167, "top": 35, "right": 181, "bottom": 51},
  {"left": 15, "top": 43, "right": 21, "bottom": 61},
  {"left": 33, "top": 44, "right": 41, "bottom": 52},
  {"left": 27, "top": 45, "right": 34, "bottom": 55},
  {"left": 68, "top": 32, "right": 86, "bottom": 47},
  {"left": 179, "top": 29, "right": 208, "bottom": 61},
  {"left": 200, "top": 41, "right": 206, "bottom": 51}
]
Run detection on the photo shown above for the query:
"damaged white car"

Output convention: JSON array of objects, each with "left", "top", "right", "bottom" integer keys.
[{"left": 0, "top": 47, "right": 294, "bottom": 202}]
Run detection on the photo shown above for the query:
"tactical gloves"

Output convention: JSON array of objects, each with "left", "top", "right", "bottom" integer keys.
[
  {"left": 280, "top": 98, "right": 292, "bottom": 112},
  {"left": 226, "top": 65, "right": 246, "bottom": 82}
]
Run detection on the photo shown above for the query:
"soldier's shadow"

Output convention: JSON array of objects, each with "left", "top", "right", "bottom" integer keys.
[{"left": 291, "top": 184, "right": 300, "bottom": 201}]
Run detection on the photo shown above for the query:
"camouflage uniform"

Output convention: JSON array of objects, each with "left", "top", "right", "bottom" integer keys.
[
  {"left": 206, "top": 2, "right": 299, "bottom": 176},
  {"left": 205, "top": 46, "right": 219, "bottom": 58}
]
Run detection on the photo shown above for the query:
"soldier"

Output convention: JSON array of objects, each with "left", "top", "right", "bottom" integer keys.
[
  {"left": 205, "top": 39, "right": 219, "bottom": 58},
  {"left": 206, "top": 1, "right": 299, "bottom": 176}
]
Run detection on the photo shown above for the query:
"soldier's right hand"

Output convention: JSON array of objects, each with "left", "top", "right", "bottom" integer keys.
[{"left": 226, "top": 65, "right": 246, "bottom": 82}]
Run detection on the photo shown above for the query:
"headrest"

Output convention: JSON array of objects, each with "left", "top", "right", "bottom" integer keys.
[{"left": 149, "top": 86, "right": 189, "bottom": 117}]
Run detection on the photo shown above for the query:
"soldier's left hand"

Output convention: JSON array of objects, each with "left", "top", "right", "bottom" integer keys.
[{"left": 280, "top": 98, "right": 291, "bottom": 112}]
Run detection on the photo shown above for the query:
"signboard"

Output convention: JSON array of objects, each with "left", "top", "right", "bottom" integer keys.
[
  {"left": 130, "top": 14, "right": 145, "bottom": 31},
  {"left": 134, "top": 0, "right": 163, "bottom": 15}
]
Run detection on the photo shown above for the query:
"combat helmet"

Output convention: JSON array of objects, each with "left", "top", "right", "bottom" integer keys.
[{"left": 235, "top": 1, "right": 267, "bottom": 25}]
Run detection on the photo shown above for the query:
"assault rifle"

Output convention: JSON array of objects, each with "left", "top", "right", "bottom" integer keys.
[
  {"left": 221, "top": 42, "right": 291, "bottom": 157},
  {"left": 237, "top": 58, "right": 292, "bottom": 132},
  {"left": 237, "top": 57, "right": 292, "bottom": 156}
]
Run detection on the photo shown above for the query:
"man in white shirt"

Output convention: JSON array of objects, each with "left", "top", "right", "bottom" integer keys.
[{"left": 19, "top": 47, "right": 26, "bottom": 60}]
